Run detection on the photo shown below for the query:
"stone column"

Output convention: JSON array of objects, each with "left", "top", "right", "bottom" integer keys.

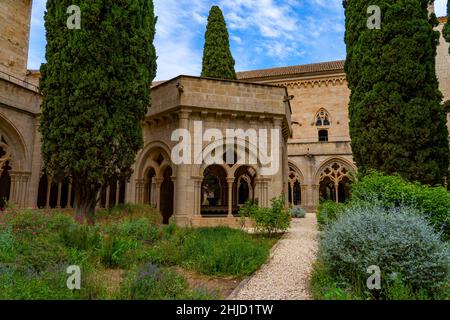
[
  {"left": 105, "top": 186, "right": 111, "bottom": 209},
  {"left": 155, "top": 178, "right": 163, "bottom": 211},
  {"left": 335, "top": 183, "right": 339, "bottom": 204},
  {"left": 67, "top": 181, "right": 72, "bottom": 208},
  {"left": 174, "top": 110, "right": 191, "bottom": 221},
  {"left": 290, "top": 181, "right": 294, "bottom": 206},
  {"left": 115, "top": 181, "right": 120, "bottom": 206},
  {"left": 21, "top": 175, "right": 29, "bottom": 208},
  {"left": 312, "top": 184, "right": 320, "bottom": 211},
  {"left": 56, "top": 181, "right": 62, "bottom": 208},
  {"left": 150, "top": 178, "right": 157, "bottom": 207},
  {"left": 45, "top": 176, "right": 52, "bottom": 209},
  {"left": 227, "top": 177, "right": 234, "bottom": 218},
  {"left": 193, "top": 177, "right": 202, "bottom": 216}
]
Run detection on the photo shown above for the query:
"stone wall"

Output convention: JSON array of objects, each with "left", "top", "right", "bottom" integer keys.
[{"left": 0, "top": 0, "right": 32, "bottom": 78}]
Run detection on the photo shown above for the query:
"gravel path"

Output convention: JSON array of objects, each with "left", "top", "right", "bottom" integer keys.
[{"left": 230, "top": 213, "right": 319, "bottom": 300}]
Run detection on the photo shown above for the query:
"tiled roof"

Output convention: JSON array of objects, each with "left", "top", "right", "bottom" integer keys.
[
  {"left": 237, "top": 60, "right": 345, "bottom": 80},
  {"left": 437, "top": 16, "right": 447, "bottom": 24}
]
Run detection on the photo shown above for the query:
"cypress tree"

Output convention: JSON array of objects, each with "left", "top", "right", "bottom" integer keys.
[
  {"left": 40, "top": 0, "right": 157, "bottom": 224},
  {"left": 201, "top": 6, "right": 236, "bottom": 80},
  {"left": 343, "top": 0, "right": 449, "bottom": 185}
]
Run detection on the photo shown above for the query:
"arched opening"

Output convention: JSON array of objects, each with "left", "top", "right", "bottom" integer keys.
[
  {"left": 338, "top": 176, "right": 351, "bottom": 203},
  {"left": 288, "top": 167, "right": 302, "bottom": 207},
  {"left": 37, "top": 175, "right": 48, "bottom": 208},
  {"left": 318, "top": 161, "right": 353, "bottom": 204},
  {"left": 201, "top": 165, "right": 228, "bottom": 216},
  {"left": 144, "top": 168, "right": 156, "bottom": 206},
  {"left": 159, "top": 167, "right": 174, "bottom": 224},
  {"left": 238, "top": 179, "right": 250, "bottom": 205},
  {"left": 234, "top": 166, "right": 256, "bottom": 208},
  {"left": 0, "top": 161, "right": 11, "bottom": 210},
  {"left": 0, "top": 139, "right": 11, "bottom": 210},
  {"left": 319, "top": 176, "right": 336, "bottom": 202}
]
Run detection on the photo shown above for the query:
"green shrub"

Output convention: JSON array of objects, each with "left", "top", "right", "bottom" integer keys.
[
  {"left": 319, "top": 204, "right": 449, "bottom": 299},
  {"left": 351, "top": 171, "right": 450, "bottom": 240},
  {"left": 60, "top": 224, "right": 102, "bottom": 251},
  {"left": 317, "top": 201, "right": 344, "bottom": 228},
  {"left": 126, "top": 263, "right": 190, "bottom": 300},
  {"left": 116, "top": 218, "right": 160, "bottom": 243},
  {"left": 100, "top": 235, "right": 139, "bottom": 269},
  {"left": 181, "top": 227, "right": 272, "bottom": 276},
  {"left": 240, "top": 195, "right": 291, "bottom": 236},
  {"left": 290, "top": 207, "right": 306, "bottom": 218},
  {"left": 0, "top": 226, "right": 16, "bottom": 262},
  {"left": 97, "top": 204, "right": 162, "bottom": 226}
]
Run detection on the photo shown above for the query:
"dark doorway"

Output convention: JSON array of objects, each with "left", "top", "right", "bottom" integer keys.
[
  {"left": 0, "top": 161, "right": 11, "bottom": 210},
  {"left": 160, "top": 167, "right": 174, "bottom": 224}
]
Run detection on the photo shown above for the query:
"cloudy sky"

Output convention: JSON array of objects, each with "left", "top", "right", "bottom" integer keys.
[{"left": 28, "top": 0, "right": 448, "bottom": 81}]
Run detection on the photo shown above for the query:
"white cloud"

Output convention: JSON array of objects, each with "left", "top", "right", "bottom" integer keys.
[{"left": 434, "top": 0, "right": 447, "bottom": 17}]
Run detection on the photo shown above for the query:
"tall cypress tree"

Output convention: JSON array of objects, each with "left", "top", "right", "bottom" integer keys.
[
  {"left": 40, "top": 0, "right": 157, "bottom": 224},
  {"left": 201, "top": 6, "right": 236, "bottom": 80},
  {"left": 343, "top": 0, "right": 449, "bottom": 185}
]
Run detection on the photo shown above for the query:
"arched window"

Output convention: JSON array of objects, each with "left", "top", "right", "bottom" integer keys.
[
  {"left": 319, "top": 130, "right": 329, "bottom": 142},
  {"left": 315, "top": 109, "right": 330, "bottom": 127}
]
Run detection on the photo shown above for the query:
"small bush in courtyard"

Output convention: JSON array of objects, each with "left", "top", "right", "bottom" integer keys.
[
  {"left": 318, "top": 204, "right": 449, "bottom": 299},
  {"left": 351, "top": 171, "right": 450, "bottom": 240},
  {"left": 239, "top": 195, "right": 291, "bottom": 236},
  {"left": 290, "top": 207, "right": 306, "bottom": 218},
  {"left": 316, "top": 201, "right": 345, "bottom": 228}
]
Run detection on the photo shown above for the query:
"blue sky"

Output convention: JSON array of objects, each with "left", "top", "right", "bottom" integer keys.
[{"left": 28, "top": 0, "right": 448, "bottom": 81}]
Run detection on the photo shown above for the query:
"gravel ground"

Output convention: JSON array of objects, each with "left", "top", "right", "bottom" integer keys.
[{"left": 230, "top": 213, "right": 319, "bottom": 300}]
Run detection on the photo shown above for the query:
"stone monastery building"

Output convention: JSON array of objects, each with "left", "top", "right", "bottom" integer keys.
[{"left": 0, "top": 0, "right": 449, "bottom": 225}]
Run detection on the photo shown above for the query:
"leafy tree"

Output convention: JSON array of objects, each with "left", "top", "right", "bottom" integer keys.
[
  {"left": 201, "top": 6, "right": 236, "bottom": 80},
  {"left": 343, "top": 0, "right": 449, "bottom": 185},
  {"left": 40, "top": 0, "right": 157, "bottom": 224}
]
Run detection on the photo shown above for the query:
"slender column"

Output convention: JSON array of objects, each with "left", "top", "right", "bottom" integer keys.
[
  {"left": 95, "top": 191, "right": 101, "bottom": 209},
  {"left": 335, "top": 183, "right": 339, "bottom": 204},
  {"left": 290, "top": 181, "right": 294, "bottom": 206},
  {"left": 67, "top": 181, "right": 72, "bottom": 208},
  {"left": 21, "top": 175, "right": 29, "bottom": 208},
  {"left": 115, "top": 181, "right": 120, "bottom": 206},
  {"left": 9, "top": 174, "right": 17, "bottom": 204},
  {"left": 45, "top": 176, "right": 52, "bottom": 209},
  {"left": 227, "top": 177, "right": 234, "bottom": 218},
  {"left": 193, "top": 177, "right": 202, "bottom": 216},
  {"left": 155, "top": 178, "right": 163, "bottom": 211},
  {"left": 151, "top": 178, "right": 157, "bottom": 207},
  {"left": 56, "top": 182, "right": 62, "bottom": 208},
  {"left": 105, "top": 186, "right": 111, "bottom": 209},
  {"left": 174, "top": 110, "right": 191, "bottom": 221}
]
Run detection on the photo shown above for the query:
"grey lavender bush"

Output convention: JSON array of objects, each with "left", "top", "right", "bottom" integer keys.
[{"left": 319, "top": 204, "right": 450, "bottom": 293}]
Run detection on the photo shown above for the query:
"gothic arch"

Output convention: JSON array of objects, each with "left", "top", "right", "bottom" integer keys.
[
  {"left": 196, "top": 137, "right": 263, "bottom": 178},
  {"left": 315, "top": 157, "right": 356, "bottom": 203},
  {"left": 0, "top": 113, "right": 28, "bottom": 171},
  {"left": 315, "top": 157, "right": 356, "bottom": 184},
  {"left": 136, "top": 140, "right": 174, "bottom": 179},
  {"left": 313, "top": 108, "right": 332, "bottom": 127}
]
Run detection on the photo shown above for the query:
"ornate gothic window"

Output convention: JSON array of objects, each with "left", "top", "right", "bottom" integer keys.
[
  {"left": 319, "top": 161, "right": 352, "bottom": 203},
  {"left": 288, "top": 167, "right": 302, "bottom": 206},
  {"left": 315, "top": 109, "right": 330, "bottom": 127}
]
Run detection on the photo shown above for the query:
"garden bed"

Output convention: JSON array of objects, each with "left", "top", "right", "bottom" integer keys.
[{"left": 0, "top": 204, "right": 279, "bottom": 300}]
